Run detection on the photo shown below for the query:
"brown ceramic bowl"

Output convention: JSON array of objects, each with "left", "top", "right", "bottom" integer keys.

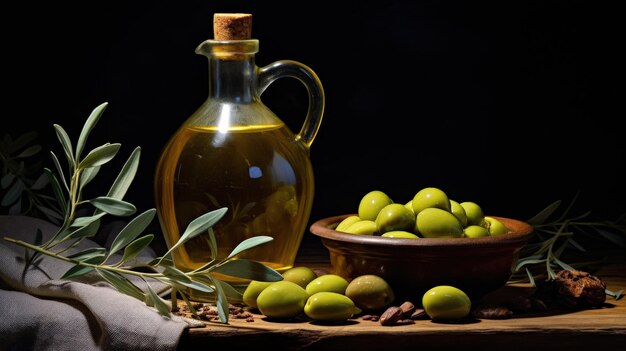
[{"left": 309, "top": 214, "right": 534, "bottom": 301}]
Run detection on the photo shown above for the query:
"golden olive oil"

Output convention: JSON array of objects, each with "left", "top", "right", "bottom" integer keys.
[{"left": 154, "top": 124, "right": 314, "bottom": 282}]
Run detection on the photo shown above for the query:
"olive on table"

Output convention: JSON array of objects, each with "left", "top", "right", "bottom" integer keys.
[
  {"left": 282, "top": 266, "right": 318, "bottom": 289},
  {"left": 305, "top": 274, "right": 350, "bottom": 295},
  {"left": 345, "top": 274, "right": 395, "bottom": 311},
  {"left": 304, "top": 292, "right": 357, "bottom": 322},
  {"left": 415, "top": 208, "right": 463, "bottom": 238},
  {"left": 242, "top": 280, "right": 273, "bottom": 309},
  {"left": 256, "top": 281, "right": 308, "bottom": 319},
  {"left": 358, "top": 190, "right": 393, "bottom": 221},
  {"left": 422, "top": 285, "right": 471, "bottom": 320}
]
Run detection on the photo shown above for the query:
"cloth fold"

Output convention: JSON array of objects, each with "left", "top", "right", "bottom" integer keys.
[{"left": 0, "top": 215, "right": 190, "bottom": 351}]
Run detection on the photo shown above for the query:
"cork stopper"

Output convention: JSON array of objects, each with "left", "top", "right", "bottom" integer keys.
[{"left": 213, "top": 13, "right": 252, "bottom": 40}]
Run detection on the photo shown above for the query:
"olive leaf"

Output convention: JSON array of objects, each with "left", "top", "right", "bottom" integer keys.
[
  {"left": 117, "top": 234, "right": 154, "bottom": 265},
  {"left": 67, "top": 247, "right": 107, "bottom": 261},
  {"left": 146, "top": 283, "right": 171, "bottom": 317},
  {"left": 71, "top": 213, "right": 106, "bottom": 227},
  {"left": 53, "top": 124, "right": 75, "bottom": 167},
  {"left": 97, "top": 268, "right": 144, "bottom": 301},
  {"left": 49, "top": 151, "right": 69, "bottom": 192},
  {"left": 212, "top": 259, "right": 283, "bottom": 282},
  {"left": 78, "top": 143, "right": 121, "bottom": 169},
  {"left": 76, "top": 102, "right": 108, "bottom": 161},
  {"left": 226, "top": 235, "right": 273, "bottom": 259},
  {"left": 108, "top": 209, "right": 156, "bottom": 257},
  {"left": 30, "top": 172, "right": 49, "bottom": 190},
  {"left": 89, "top": 196, "right": 136, "bottom": 216},
  {"left": 44, "top": 168, "right": 67, "bottom": 212},
  {"left": 1, "top": 173, "right": 14, "bottom": 189},
  {"left": 80, "top": 166, "right": 101, "bottom": 189},
  {"left": 1, "top": 179, "right": 24, "bottom": 206},
  {"left": 15, "top": 145, "right": 42, "bottom": 159},
  {"left": 68, "top": 219, "right": 101, "bottom": 239},
  {"left": 105, "top": 146, "right": 140, "bottom": 200},
  {"left": 212, "top": 278, "right": 230, "bottom": 323}
]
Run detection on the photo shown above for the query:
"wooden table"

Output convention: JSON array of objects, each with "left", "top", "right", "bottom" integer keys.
[{"left": 177, "top": 251, "right": 626, "bottom": 350}]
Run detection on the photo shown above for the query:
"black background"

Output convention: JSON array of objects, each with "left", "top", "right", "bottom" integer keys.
[{"left": 3, "top": 0, "right": 623, "bottom": 254}]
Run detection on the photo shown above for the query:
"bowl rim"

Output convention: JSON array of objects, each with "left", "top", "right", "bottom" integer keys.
[{"left": 309, "top": 214, "right": 534, "bottom": 248}]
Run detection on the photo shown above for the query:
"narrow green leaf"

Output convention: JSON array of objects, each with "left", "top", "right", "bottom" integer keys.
[
  {"left": 215, "top": 279, "right": 242, "bottom": 300},
  {"left": 118, "top": 234, "right": 154, "bottom": 265},
  {"left": 146, "top": 283, "right": 171, "bottom": 317},
  {"left": 594, "top": 228, "right": 626, "bottom": 249},
  {"left": 44, "top": 168, "right": 67, "bottom": 212},
  {"left": 89, "top": 196, "right": 136, "bottom": 216},
  {"left": 180, "top": 292, "right": 199, "bottom": 316},
  {"left": 7, "top": 131, "right": 37, "bottom": 154},
  {"left": 97, "top": 268, "right": 144, "bottom": 301},
  {"left": 15, "top": 145, "right": 41, "bottom": 158},
  {"left": 53, "top": 124, "right": 75, "bottom": 166},
  {"left": 80, "top": 166, "right": 101, "bottom": 189},
  {"left": 109, "top": 209, "right": 156, "bottom": 255},
  {"left": 68, "top": 219, "right": 101, "bottom": 239},
  {"left": 212, "top": 259, "right": 283, "bottom": 281},
  {"left": 76, "top": 102, "right": 108, "bottom": 160},
  {"left": 78, "top": 143, "right": 121, "bottom": 169},
  {"left": 149, "top": 256, "right": 174, "bottom": 268},
  {"left": 207, "top": 228, "right": 217, "bottom": 260},
  {"left": 553, "top": 258, "right": 576, "bottom": 271},
  {"left": 567, "top": 237, "right": 587, "bottom": 252},
  {"left": 226, "top": 236, "right": 273, "bottom": 259},
  {"left": 49, "top": 151, "right": 69, "bottom": 192},
  {"left": 2, "top": 179, "right": 24, "bottom": 206},
  {"left": 162, "top": 208, "right": 228, "bottom": 259},
  {"left": 606, "top": 289, "right": 623, "bottom": 300},
  {"left": 71, "top": 213, "right": 106, "bottom": 227},
  {"left": 62, "top": 265, "right": 95, "bottom": 279},
  {"left": 514, "top": 258, "right": 547, "bottom": 272},
  {"left": 163, "top": 265, "right": 191, "bottom": 283},
  {"left": 1, "top": 173, "right": 15, "bottom": 189},
  {"left": 180, "top": 279, "right": 215, "bottom": 294},
  {"left": 30, "top": 172, "right": 49, "bottom": 190},
  {"left": 37, "top": 205, "right": 63, "bottom": 223},
  {"left": 527, "top": 200, "right": 562, "bottom": 225},
  {"left": 67, "top": 247, "right": 107, "bottom": 261},
  {"left": 213, "top": 279, "right": 230, "bottom": 323},
  {"left": 106, "top": 146, "right": 140, "bottom": 200},
  {"left": 525, "top": 267, "right": 536, "bottom": 287}
]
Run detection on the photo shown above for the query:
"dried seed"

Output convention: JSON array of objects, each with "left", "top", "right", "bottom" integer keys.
[
  {"left": 380, "top": 306, "right": 403, "bottom": 326},
  {"left": 399, "top": 301, "right": 416, "bottom": 318},
  {"left": 410, "top": 309, "right": 427, "bottom": 320}
]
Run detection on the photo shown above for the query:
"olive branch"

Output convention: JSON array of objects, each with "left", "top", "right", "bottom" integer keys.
[
  {"left": 3, "top": 102, "right": 283, "bottom": 322},
  {"left": 510, "top": 193, "right": 626, "bottom": 300}
]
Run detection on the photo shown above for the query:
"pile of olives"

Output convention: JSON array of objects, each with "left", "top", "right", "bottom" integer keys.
[
  {"left": 243, "top": 266, "right": 395, "bottom": 322},
  {"left": 336, "top": 187, "right": 509, "bottom": 238}
]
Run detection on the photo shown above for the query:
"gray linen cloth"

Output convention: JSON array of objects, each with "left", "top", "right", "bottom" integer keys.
[{"left": 0, "top": 215, "right": 196, "bottom": 351}]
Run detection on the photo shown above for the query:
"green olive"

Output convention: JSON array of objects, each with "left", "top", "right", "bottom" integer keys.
[
  {"left": 422, "top": 285, "right": 471, "bottom": 320},
  {"left": 335, "top": 215, "right": 361, "bottom": 232},
  {"left": 358, "top": 190, "right": 393, "bottom": 221},
  {"left": 345, "top": 274, "right": 395, "bottom": 311},
  {"left": 375, "top": 203, "right": 416, "bottom": 233},
  {"left": 412, "top": 187, "right": 451, "bottom": 215},
  {"left": 305, "top": 274, "right": 350, "bottom": 295},
  {"left": 460, "top": 201, "right": 485, "bottom": 226},
  {"left": 450, "top": 200, "right": 468, "bottom": 227},
  {"left": 381, "top": 231, "right": 420, "bottom": 238},
  {"left": 304, "top": 292, "right": 357, "bottom": 322},
  {"left": 242, "top": 280, "right": 273, "bottom": 309},
  {"left": 282, "top": 266, "right": 318, "bottom": 289},
  {"left": 344, "top": 220, "right": 378, "bottom": 235},
  {"left": 404, "top": 200, "right": 414, "bottom": 213},
  {"left": 256, "top": 281, "right": 308, "bottom": 319},
  {"left": 463, "top": 225, "right": 490, "bottom": 238},
  {"left": 485, "top": 217, "right": 508, "bottom": 236},
  {"left": 415, "top": 208, "right": 463, "bottom": 238}
]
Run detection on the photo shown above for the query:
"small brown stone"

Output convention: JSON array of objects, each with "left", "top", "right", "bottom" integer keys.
[
  {"left": 555, "top": 270, "right": 607, "bottom": 307},
  {"left": 380, "top": 306, "right": 403, "bottom": 326}
]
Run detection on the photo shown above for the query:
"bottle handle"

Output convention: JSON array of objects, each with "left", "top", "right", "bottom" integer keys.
[{"left": 257, "top": 60, "right": 325, "bottom": 149}]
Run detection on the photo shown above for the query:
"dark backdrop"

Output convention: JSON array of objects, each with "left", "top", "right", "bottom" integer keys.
[{"left": 3, "top": 0, "right": 623, "bottom": 254}]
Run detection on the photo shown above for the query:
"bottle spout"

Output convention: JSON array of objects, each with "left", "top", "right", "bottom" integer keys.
[{"left": 195, "top": 39, "right": 259, "bottom": 57}]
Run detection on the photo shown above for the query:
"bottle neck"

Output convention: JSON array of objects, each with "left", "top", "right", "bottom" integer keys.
[{"left": 208, "top": 55, "right": 256, "bottom": 102}]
